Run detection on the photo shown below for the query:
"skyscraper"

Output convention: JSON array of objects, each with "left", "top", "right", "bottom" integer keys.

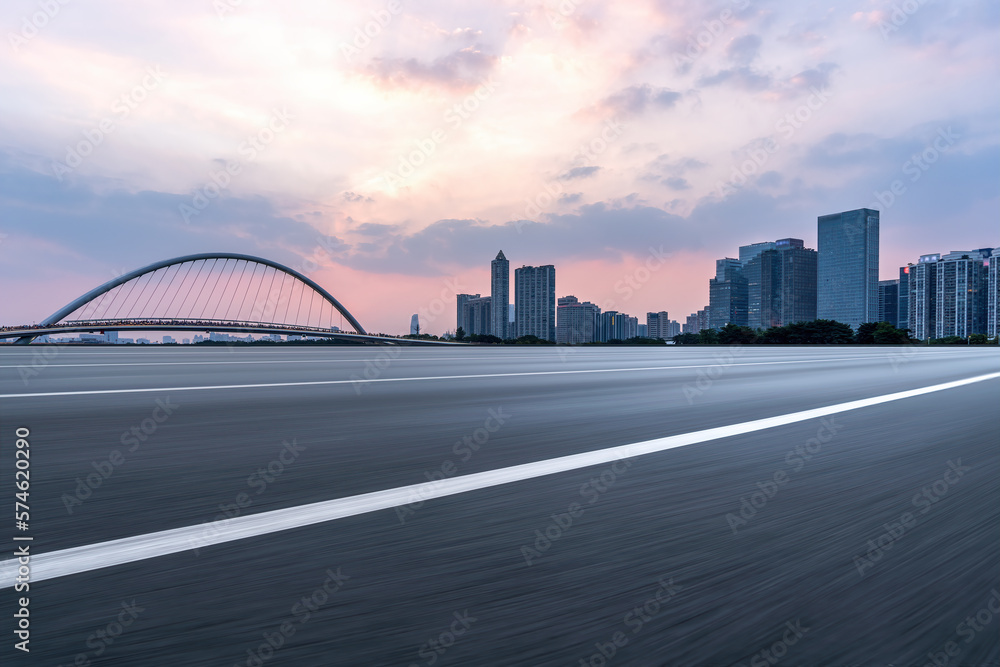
[
  {"left": 463, "top": 296, "right": 492, "bottom": 336},
  {"left": 897, "top": 265, "right": 910, "bottom": 330},
  {"left": 646, "top": 311, "right": 671, "bottom": 339},
  {"left": 456, "top": 293, "right": 480, "bottom": 334},
  {"left": 744, "top": 249, "right": 781, "bottom": 330},
  {"left": 908, "top": 254, "right": 940, "bottom": 340},
  {"left": 557, "top": 296, "right": 600, "bottom": 344},
  {"left": 934, "top": 249, "right": 991, "bottom": 338},
  {"left": 877, "top": 280, "right": 899, "bottom": 325},
  {"left": 742, "top": 238, "right": 816, "bottom": 329},
  {"left": 599, "top": 311, "right": 638, "bottom": 341},
  {"left": 491, "top": 251, "right": 509, "bottom": 340},
  {"left": 817, "top": 208, "right": 879, "bottom": 329},
  {"left": 988, "top": 248, "right": 1000, "bottom": 338},
  {"left": 410, "top": 314, "right": 419, "bottom": 335},
  {"left": 514, "top": 264, "right": 556, "bottom": 341},
  {"left": 709, "top": 258, "right": 748, "bottom": 328}
]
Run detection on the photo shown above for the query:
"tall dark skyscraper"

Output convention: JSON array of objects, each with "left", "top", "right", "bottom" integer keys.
[
  {"left": 709, "top": 258, "right": 748, "bottom": 328},
  {"left": 817, "top": 208, "right": 879, "bottom": 329},
  {"left": 897, "top": 265, "right": 910, "bottom": 330},
  {"left": 877, "top": 280, "right": 899, "bottom": 326},
  {"left": 491, "top": 250, "right": 509, "bottom": 340},
  {"left": 514, "top": 264, "right": 556, "bottom": 341},
  {"left": 742, "top": 238, "right": 816, "bottom": 329}
]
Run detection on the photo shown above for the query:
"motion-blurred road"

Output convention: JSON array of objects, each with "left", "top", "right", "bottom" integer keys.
[{"left": 1, "top": 345, "right": 998, "bottom": 666}]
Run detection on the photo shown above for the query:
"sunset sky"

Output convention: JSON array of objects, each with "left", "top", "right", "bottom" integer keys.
[{"left": 1, "top": 0, "right": 997, "bottom": 334}]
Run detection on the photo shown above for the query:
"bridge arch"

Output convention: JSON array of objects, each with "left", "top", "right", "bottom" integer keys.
[{"left": 21, "top": 252, "right": 365, "bottom": 342}]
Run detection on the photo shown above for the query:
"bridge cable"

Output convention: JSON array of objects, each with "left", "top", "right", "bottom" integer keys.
[
  {"left": 278, "top": 272, "right": 293, "bottom": 325},
  {"left": 247, "top": 263, "right": 267, "bottom": 323},
  {"left": 134, "top": 267, "right": 170, "bottom": 319},
  {"left": 148, "top": 263, "right": 182, "bottom": 321},
  {"left": 214, "top": 259, "right": 240, "bottom": 320},
  {"left": 234, "top": 261, "right": 259, "bottom": 323},
  {"left": 176, "top": 259, "right": 209, "bottom": 320},
  {"left": 162, "top": 260, "right": 196, "bottom": 318},
  {"left": 108, "top": 272, "right": 143, "bottom": 321},
  {"left": 221, "top": 260, "right": 246, "bottom": 322},
  {"left": 186, "top": 258, "right": 219, "bottom": 321}
]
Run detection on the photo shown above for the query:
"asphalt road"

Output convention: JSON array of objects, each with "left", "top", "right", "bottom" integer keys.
[{"left": 0, "top": 344, "right": 998, "bottom": 666}]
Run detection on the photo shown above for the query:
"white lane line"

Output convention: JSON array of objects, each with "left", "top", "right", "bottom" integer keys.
[
  {"left": 3, "top": 371, "right": 998, "bottom": 586},
  {"left": 0, "top": 355, "right": 911, "bottom": 398}
]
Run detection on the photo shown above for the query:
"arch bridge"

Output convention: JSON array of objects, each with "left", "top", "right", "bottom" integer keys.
[{"left": 2, "top": 253, "right": 434, "bottom": 345}]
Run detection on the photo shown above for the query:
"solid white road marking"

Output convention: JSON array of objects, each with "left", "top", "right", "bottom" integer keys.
[{"left": 2, "top": 371, "right": 997, "bottom": 586}]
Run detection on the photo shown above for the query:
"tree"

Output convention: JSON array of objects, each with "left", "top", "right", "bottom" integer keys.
[
  {"left": 455, "top": 326, "right": 466, "bottom": 341},
  {"left": 718, "top": 323, "right": 758, "bottom": 345},
  {"left": 855, "top": 322, "right": 879, "bottom": 344},
  {"left": 873, "top": 322, "right": 910, "bottom": 344},
  {"left": 698, "top": 328, "right": 719, "bottom": 344},
  {"left": 672, "top": 332, "right": 701, "bottom": 345}
]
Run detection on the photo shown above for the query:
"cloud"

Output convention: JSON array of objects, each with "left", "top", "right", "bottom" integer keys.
[
  {"left": 362, "top": 47, "right": 498, "bottom": 91},
  {"left": 596, "top": 84, "right": 682, "bottom": 117},
  {"left": 559, "top": 166, "right": 601, "bottom": 180},
  {"left": 727, "top": 34, "right": 762, "bottom": 65}
]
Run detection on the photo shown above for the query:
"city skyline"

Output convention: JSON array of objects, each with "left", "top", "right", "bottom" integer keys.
[{"left": 1, "top": 1, "right": 997, "bottom": 335}]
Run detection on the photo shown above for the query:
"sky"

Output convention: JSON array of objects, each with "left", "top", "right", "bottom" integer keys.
[{"left": 1, "top": 0, "right": 997, "bottom": 335}]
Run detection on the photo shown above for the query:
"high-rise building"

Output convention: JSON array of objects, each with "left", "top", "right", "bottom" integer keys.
[
  {"left": 777, "top": 238, "right": 817, "bottom": 325},
  {"left": 989, "top": 248, "right": 1000, "bottom": 338},
  {"left": 410, "top": 314, "right": 420, "bottom": 335},
  {"left": 456, "top": 293, "right": 480, "bottom": 334},
  {"left": 668, "top": 320, "right": 681, "bottom": 338},
  {"left": 934, "top": 249, "right": 991, "bottom": 338},
  {"left": 599, "top": 311, "right": 637, "bottom": 341},
  {"left": 739, "top": 241, "right": 776, "bottom": 266},
  {"left": 908, "top": 254, "right": 940, "bottom": 340},
  {"left": 744, "top": 249, "right": 781, "bottom": 330},
  {"left": 637, "top": 324, "right": 648, "bottom": 338},
  {"left": 683, "top": 312, "right": 699, "bottom": 334},
  {"left": 514, "top": 264, "right": 556, "bottom": 341},
  {"left": 817, "top": 208, "right": 879, "bottom": 329},
  {"left": 556, "top": 296, "right": 600, "bottom": 344},
  {"left": 463, "top": 296, "right": 492, "bottom": 336},
  {"left": 646, "top": 311, "right": 672, "bottom": 339},
  {"left": 877, "top": 280, "right": 899, "bottom": 326},
  {"left": 491, "top": 251, "right": 510, "bottom": 340},
  {"left": 897, "top": 266, "right": 910, "bottom": 330},
  {"left": 709, "top": 258, "right": 748, "bottom": 328}
]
